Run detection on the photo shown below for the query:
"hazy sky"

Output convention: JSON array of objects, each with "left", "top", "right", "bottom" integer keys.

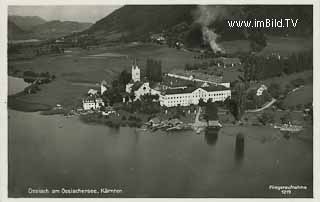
[{"left": 8, "top": 5, "right": 122, "bottom": 23}]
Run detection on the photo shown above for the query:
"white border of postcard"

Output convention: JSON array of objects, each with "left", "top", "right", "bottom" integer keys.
[{"left": 0, "top": 0, "right": 319, "bottom": 202}]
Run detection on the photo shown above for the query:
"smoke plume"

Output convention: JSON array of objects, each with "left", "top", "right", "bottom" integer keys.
[{"left": 194, "top": 5, "right": 227, "bottom": 53}]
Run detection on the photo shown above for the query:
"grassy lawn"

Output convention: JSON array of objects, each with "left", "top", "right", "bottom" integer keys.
[
  {"left": 8, "top": 78, "right": 88, "bottom": 111},
  {"left": 249, "top": 70, "right": 313, "bottom": 89},
  {"left": 283, "top": 84, "right": 313, "bottom": 107}
]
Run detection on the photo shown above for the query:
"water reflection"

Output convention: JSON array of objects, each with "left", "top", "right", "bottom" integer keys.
[
  {"left": 235, "top": 133, "right": 245, "bottom": 163},
  {"left": 204, "top": 128, "right": 219, "bottom": 146},
  {"left": 281, "top": 131, "right": 291, "bottom": 140}
]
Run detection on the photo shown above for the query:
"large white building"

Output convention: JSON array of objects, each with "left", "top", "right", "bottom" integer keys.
[
  {"left": 125, "top": 62, "right": 231, "bottom": 107},
  {"left": 159, "top": 86, "right": 231, "bottom": 107}
]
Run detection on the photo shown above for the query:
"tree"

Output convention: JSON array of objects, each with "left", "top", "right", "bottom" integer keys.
[
  {"left": 204, "top": 102, "right": 218, "bottom": 121},
  {"left": 291, "top": 78, "right": 305, "bottom": 88},
  {"left": 198, "top": 98, "right": 206, "bottom": 107},
  {"left": 118, "top": 70, "right": 131, "bottom": 86},
  {"left": 248, "top": 30, "right": 267, "bottom": 52},
  {"left": 231, "top": 82, "right": 247, "bottom": 121},
  {"left": 268, "top": 83, "right": 282, "bottom": 98},
  {"left": 258, "top": 112, "right": 275, "bottom": 125},
  {"left": 146, "top": 59, "right": 162, "bottom": 82},
  {"left": 280, "top": 112, "right": 291, "bottom": 124}
]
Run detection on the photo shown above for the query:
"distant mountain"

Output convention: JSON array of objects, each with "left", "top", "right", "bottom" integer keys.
[
  {"left": 31, "top": 20, "right": 92, "bottom": 39},
  {"left": 8, "top": 15, "right": 46, "bottom": 31},
  {"left": 86, "top": 5, "right": 195, "bottom": 41},
  {"left": 83, "top": 5, "right": 312, "bottom": 45},
  {"left": 8, "top": 17, "right": 93, "bottom": 40},
  {"left": 8, "top": 20, "right": 31, "bottom": 40}
]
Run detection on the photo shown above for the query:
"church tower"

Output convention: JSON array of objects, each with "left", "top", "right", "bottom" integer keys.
[
  {"left": 131, "top": 59, "right": 140, "bottom": 82},
  {"left": 100, "top": 80, "right": 108, "bottom": 95}
]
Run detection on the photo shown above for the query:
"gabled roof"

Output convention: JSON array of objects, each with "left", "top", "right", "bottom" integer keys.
[
  {"left": 132, "top": 82, "right": 149, "bottom": 91},
  {"left": 131, "top": 82, "right": 143, "bottom": 91}
]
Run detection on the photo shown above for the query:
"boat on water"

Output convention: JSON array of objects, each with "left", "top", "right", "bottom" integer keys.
[{"left": 274, "top": 124, "right": 303, "bottom": 132}]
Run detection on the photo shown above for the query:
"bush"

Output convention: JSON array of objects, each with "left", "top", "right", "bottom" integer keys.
[
  {"left": 268, "top": 83, "right": 282, "bottom": 98},
  {"left": 291, "top": 78, "right": 305, "bottom": 87},
  {"left": 258, "top": 112, "right": 275, "bottom": 125}
]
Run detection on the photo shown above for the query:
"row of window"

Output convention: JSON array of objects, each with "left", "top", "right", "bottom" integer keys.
[
  {"left": 165, "top": 96, "right": 227, "bottom": 105},
  {"left": 166, "top": 92, "right": 229, "bottom": 100}
]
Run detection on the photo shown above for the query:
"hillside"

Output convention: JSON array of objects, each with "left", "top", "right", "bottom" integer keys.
[
  {"left": 31, "top": 20, "right": 92, "bottom": 39},
  {"left": 8, "top": 15, "right": 46, "bottom": 30},
  {"left": 8, "top": 17, "right": 93, "bottom": 40},
  {"left": 86, "top": 5, "right": 195, "bottom": 41},
  {"left": 8, "top": 20, "right": 31, "bottom": 40},
  {"left": 83, "top": 5, "right": 312, "bottom": 44}
]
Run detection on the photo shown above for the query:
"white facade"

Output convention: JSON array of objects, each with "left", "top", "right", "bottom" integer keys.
[
  {"left": 133, "top": 82, "right": 151, "bottom": 100},
  {"left": 256, "top": 84, "right": 268, "bottom": 96},
  {"left": 159, "top": 87, "right": 231, "bottom": 107},
  {"left": 131, "top": 64, "right": 140, "bottom": 82},
  {"left": 82, "top": 98, "right": 105, "bottom": 110},
  {"left": 126, "top": 82, "right": 161, "bottom": 101},
  {"left": 88, "top": 89, "right": 98, "bottom": 95},
  {"left": 125, "top": 83, "right": 134, "bottom": 94}
]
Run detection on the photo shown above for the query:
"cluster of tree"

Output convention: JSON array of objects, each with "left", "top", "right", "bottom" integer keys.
[
  {"left": 8, "top": 44, "right": 22, "bottom": 54},
  {"left": 164, "top": 22, "right": 189, "bottom": 48},
  {"left": 204, "top": 101, "right": 219, "bottom": 121},
  {"left": 246, "top": 89, "right": 272, "bottom": 110},
  {"left": 24, "top": 83, "right": 40, "bottom": 94},
  {"left": 121, "top": 94, "right": 161, "bottom": 115},
  {"left": 185, "top": 59, "right": 219, "bottom": 70},
  {"left": 280, "top": 112, "right": 291, "bottom": 124},
  {"left": 102, "top": 80, "right": 123, "bottom": 106},
  {"left": 258, "top": 112, "right": 275, "bottom": 125},
  {"left": 102, "top": 70, "right": 132, "bottom": 105},
  {"left": 34, "top": 45, "right": 64, "bottom": 56},
  {"left": 268, "top": 83, "right": 282, "bottom": 99},
  {"left": 185, "top": 62, "right": 223, "bottom": 77},
  {"left": 240, "top": 51, "right": 312, "bottom": 83},
  {"left": 146, "top": 59, "right": 162, "bottom": 82},
  {"left": 225, "top": 82, "right": 247, "bottom": 121},
  {"left": 193, "top": 50, "right": 228, "bottom": 60},
  {"left": 23, "top": 70, "right": 56, "bottom": 83},
  {"left": 248, "top": 31, "right": 267, "bottom": 52},
  {"left": 170, "top": 106, "right": 186, "bottom": 119}
]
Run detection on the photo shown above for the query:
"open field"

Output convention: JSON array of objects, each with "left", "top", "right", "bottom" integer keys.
[{"left": 249, "top": 70, "right": 313, "bottom": 90}]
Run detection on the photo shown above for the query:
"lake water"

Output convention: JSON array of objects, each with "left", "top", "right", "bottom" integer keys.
[
  {"left": 8, "top": 109, "right": 313, "bottom": 198},
  {"left": 8, "top": 76, "right": 30, "bottom": 95}
]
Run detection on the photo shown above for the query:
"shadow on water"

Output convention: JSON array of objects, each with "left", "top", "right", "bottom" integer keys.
[
  {"left": 234, "top": 133, "right": 245, "bottom": 163},
  {"left": 204, "top": 128, "right": 219, "bottom": 146},
  {"left": 281, "top": 131, "right": 291, "bottom": 140}
]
